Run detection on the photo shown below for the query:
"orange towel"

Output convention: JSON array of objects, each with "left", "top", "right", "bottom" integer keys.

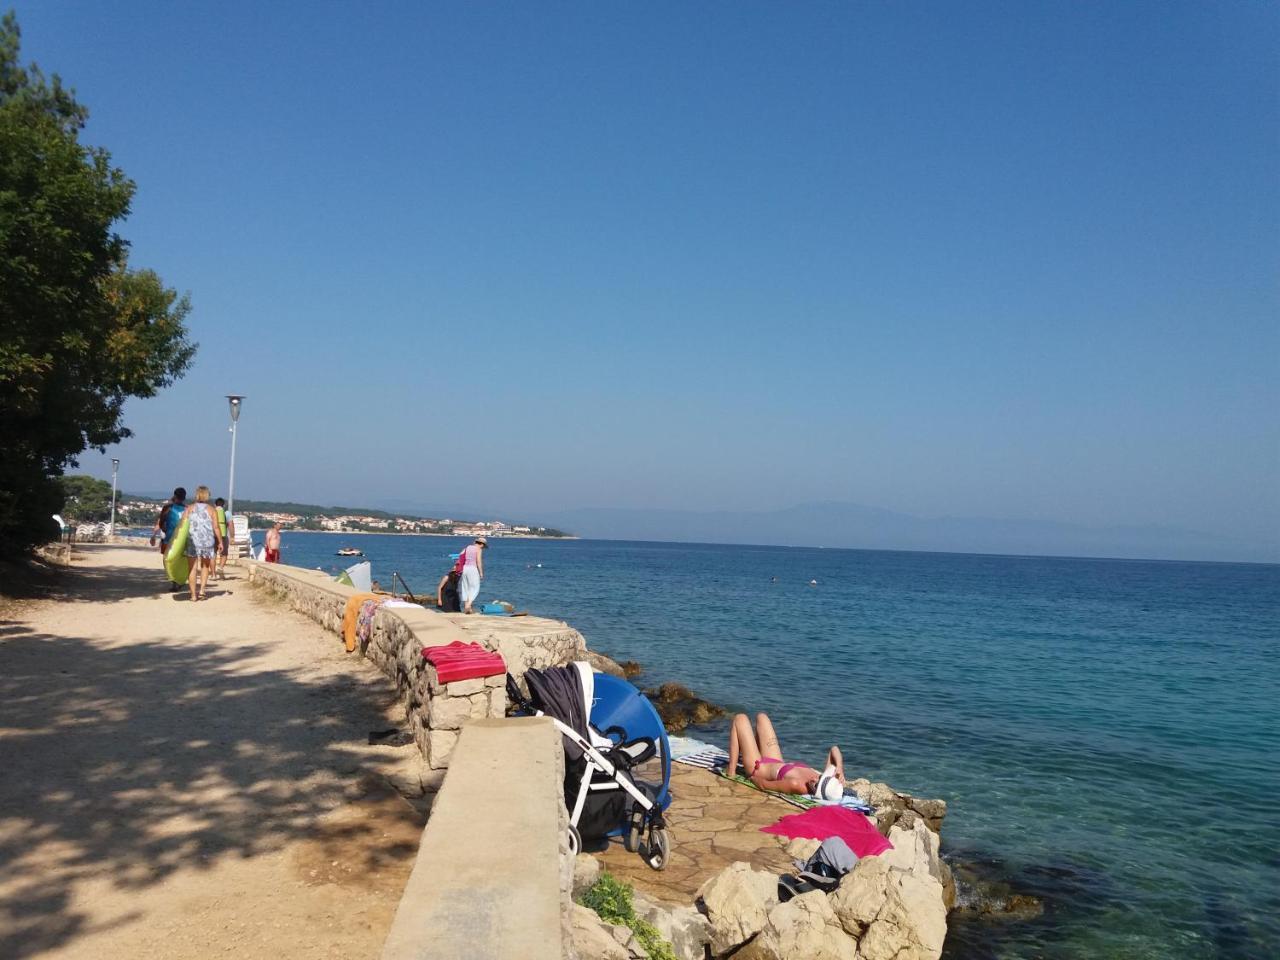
[{"left": 342, "top": 592, "right": 382, "bottom": 652}]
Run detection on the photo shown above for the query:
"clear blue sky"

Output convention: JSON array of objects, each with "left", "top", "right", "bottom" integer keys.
[{"left": 17, "top": 1, "right": 1279, "bottom": 550}]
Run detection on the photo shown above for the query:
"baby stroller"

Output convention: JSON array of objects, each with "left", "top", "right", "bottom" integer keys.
[{"left": 507, "top": 662, "right": 673, "bottom": 870}]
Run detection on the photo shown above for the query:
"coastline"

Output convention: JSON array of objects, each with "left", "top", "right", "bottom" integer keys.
[{"left": 282, "top": 529, "right": 578, "bottom": 540}]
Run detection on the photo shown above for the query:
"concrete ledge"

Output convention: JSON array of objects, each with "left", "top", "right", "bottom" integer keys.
[{"left": 380, "top": 718, "right": 570, "bottom": 960}]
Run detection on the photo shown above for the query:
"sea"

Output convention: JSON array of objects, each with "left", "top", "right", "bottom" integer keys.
[{"left": 275, "top": 532, "right": 1279, "bottom": 959}]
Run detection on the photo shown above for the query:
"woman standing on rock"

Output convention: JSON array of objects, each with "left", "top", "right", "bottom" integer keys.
[
  {"left": 181, "top": 486, "right": 222, "bottom": 602},
  {"left": 726, "top": 711, "right": 845, "bottom": 799},
  {"left": 458, "top": 536, "right": 486, "bottom": 614}
]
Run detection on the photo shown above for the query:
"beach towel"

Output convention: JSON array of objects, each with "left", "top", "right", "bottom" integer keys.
[
  {"left": 761, "top": 807, "right": 893, "bottom": 859},
  {"left": 356, "top": 598, "right": 386, "bottom": 646},
  {"left": 422, "top": 641, "right": 506, "bottom": 684},
  {"left": 342, "top": 592, "right": 382, "bottom": 652},
  {"left": 673, "top": 746, "right": 730, "bottom": 770}
]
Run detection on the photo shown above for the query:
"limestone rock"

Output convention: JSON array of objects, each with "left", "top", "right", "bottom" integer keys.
[
  {"left": 488, "top": 685, "right": 506, "bottom": 716},
  {"left": 634, "top": 892, "right": 712, "bottom": 960},
  {"left": 581, "top": 648, "right": 626, "bottom": 678},
  {"left": 426, "top": 693, "right": 473, "bottom": 730},
  {"left": 695, "top": 861, "right": 778, "bottom": 956},
  {"left": 860, "top": 870, "right": 947, "bottom": 960},
  {"left": 572, "top": 854, "right": 601, "bottom": 899},
  {"left": 737, "top": 891, "right": 858, "bottom": 960},
  {"left": 831, "top": 855, "right": 947, "bottom": 960},
  {"left": 882, "top": 817, "right": 946, "bottom": 889},
  {"left": 444, "top": 676, "right": 485, "bottom": 696},
  {"left": 830, "top": 856, "right": 892, "bottom": 936},
  {"left": 858, "top": 780, "right": 908, "bottom": 834},
  {"left": 425, "top": 728, "right": 458, "bottom": 769},
  {"left": 569, "top": 903, "right": 629, "bottom": 960},
  {"left": 908, "top": 795, "right": 947, "bottom": 828},
  {"left": 784, "top": 837, "right": 822, "bottom": 861}
]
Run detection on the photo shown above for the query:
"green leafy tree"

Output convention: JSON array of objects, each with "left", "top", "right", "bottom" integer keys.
[
  {"left": 0, "top": 12, "right": 195, "bottom": 554},
  {"left": 58, "top": 473, "right": 113, "bottom": 522}
]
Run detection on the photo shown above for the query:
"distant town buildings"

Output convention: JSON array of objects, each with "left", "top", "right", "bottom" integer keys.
[{"left": 111, "top": 498, "right": 565, "bottom": 538}]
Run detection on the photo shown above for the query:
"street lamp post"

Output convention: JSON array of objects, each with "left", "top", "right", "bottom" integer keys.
[
  {"left": 109, "top": 458, "right": 120, "bottom": 538},
  {"left": 226, "top": 395, "right": 244, "bottom": 554}
]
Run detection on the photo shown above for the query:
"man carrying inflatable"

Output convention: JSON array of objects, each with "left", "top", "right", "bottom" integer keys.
[{"left": 149, "top": 487, "right": 186, "bottom": 589}]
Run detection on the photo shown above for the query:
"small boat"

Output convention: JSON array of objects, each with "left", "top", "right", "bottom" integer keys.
[{"left": 336, "top": 547, "right": 364, "bottom": 557}]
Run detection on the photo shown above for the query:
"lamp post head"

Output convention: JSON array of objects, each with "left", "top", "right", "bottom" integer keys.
[
  {"left": 227, "top": 395, "right": 245, "bottom": 422},
  {"left": 111, "top": 458, "right": 119, "bottom": 469}
]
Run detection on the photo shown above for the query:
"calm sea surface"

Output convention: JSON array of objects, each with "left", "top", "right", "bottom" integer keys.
[{"left": 276, "top": 532, "right": 1279, "bottom": 959}]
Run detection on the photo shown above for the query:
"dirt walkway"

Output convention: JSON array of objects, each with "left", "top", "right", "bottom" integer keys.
[{"left": 0, "top": 544, "right": 428, "bottom": 960}]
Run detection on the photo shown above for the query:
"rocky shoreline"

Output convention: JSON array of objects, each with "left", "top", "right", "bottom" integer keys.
[
  {"left": 576, "top": 645, "right": 1042, "bottom": 959},
  {"left": 572, "top": 646, "right": 959, "bottom": 959}
]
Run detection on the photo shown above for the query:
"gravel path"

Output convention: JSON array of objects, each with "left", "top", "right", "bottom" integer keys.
[{"left": 0, "top": 543, "right": 427, "bottom": 960}]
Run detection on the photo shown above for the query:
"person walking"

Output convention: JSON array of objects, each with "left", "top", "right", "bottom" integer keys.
[
  {"left": 149, "top": 487, "right": 186, "bottom": 589},
  {"left": 179, "top": 486, "right": 222, "bottom": 601},
  {"left": 213, "top": 497, "right": 230, "bottom": 579},
  {"left": 457, "top": 536, "right": 486, "bottom": 614}
]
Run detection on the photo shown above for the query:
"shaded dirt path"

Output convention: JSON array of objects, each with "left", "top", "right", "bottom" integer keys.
[{"left": 0, "top": 544, "right": 427, "bottom": 960}]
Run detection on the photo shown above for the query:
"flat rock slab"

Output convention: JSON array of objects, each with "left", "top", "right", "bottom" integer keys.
[{"left": 595, "top": 765, "right": 795, "bottom": 905}]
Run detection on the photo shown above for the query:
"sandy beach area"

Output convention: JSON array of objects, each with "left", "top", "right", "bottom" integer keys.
[{"left": 0, "top": 544, "right": 428, "bottom": 960}]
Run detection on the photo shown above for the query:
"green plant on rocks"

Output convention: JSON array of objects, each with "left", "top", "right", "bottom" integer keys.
[{"left": 579, "top": 872, "right": 677, "bottom": 960}]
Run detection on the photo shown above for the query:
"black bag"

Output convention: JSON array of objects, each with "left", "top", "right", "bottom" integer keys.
[{"left": 441, "top": 571, "right": 461, "bottom": 612}]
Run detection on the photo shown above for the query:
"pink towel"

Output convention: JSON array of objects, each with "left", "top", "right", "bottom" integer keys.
[
  {"left": 422, "top": 641, "right": 506, "bottom": 684},
  {"left": 760, "top": 806, "right": 893, "bottom": 858}
]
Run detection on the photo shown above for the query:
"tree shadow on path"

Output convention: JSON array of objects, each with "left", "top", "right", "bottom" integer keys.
[{"left": 0, "top": 611, "right": 422, "bottom": 956}]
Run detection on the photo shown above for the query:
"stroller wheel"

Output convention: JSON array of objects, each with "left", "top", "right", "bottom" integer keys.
[
  {"left": 642, "top": 827, "right": 670, "bottom": 871},
  {"left": 625, "top": 810, "right": 644, "bottom": 853},
  {"left": 567, "top": 825, "right": 581, "bottom": 857}
]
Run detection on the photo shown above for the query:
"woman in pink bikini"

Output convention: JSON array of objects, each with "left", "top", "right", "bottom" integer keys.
[{"left": 726, "top": 712, "right": 845, "bottom": 798}]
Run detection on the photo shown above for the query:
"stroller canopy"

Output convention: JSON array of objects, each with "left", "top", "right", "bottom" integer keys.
[{"left": 523, "top": 664, "right": 589, "bottom": 760}]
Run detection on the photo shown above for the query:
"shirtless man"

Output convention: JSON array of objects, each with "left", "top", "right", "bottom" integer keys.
[{"left": 264, "top": 522, "right": 282, "bottom": 563}]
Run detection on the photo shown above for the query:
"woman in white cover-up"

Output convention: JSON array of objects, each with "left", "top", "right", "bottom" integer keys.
[{"left": 458, "top": 536, "right": 487, "bottom": 614}]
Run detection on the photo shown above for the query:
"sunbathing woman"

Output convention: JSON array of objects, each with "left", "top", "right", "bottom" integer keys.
[{"left": 726, "top": 712, "right": 845, "bottom": 798}]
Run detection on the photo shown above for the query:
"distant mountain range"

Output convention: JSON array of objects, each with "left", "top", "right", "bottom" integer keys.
[{"left": 532, "top": 501, "right": 1276, "bottom": 564}]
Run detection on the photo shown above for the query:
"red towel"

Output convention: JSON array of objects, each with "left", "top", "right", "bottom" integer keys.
[
  {"left": 422, "top": 641, "right": 506, "bottom": 684},
  {"left": 760, "top": 806, "right": 893, "bottom": 858}
]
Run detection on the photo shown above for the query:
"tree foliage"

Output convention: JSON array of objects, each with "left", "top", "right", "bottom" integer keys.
[
  {"left": 58, "top": 473, "right": 114, "bottom": 522},
  {"left": 0, "top": 12, "right": 195, "bottom": 554}
]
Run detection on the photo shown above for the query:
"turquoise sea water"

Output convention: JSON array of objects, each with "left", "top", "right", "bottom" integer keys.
[{"left": 277, "top": 533, "right": 1279, "bottom": 959}]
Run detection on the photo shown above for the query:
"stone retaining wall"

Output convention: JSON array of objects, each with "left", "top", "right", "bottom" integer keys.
[{"left": 246, "top": 559, "right": 588, "bottom": 790}]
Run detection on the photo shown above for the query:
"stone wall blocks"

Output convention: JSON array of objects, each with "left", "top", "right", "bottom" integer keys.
[
  {"left": 426, "top": 728, "right": 459, "bottom": 769},
  {"left": 445, "top": 677, "right": 486, "bottom": 697},
  {"left": 488, "top": 686, "right": 507, "bottom": 717}
]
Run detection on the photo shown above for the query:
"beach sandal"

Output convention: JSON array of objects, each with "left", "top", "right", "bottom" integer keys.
[{"left": 777, "top": 875, "right": 819, "bottom": 902}]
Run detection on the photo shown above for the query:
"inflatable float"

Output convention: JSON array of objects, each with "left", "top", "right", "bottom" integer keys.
[{"left": 165, "top": 518, "right": 190, "bottom": 584}]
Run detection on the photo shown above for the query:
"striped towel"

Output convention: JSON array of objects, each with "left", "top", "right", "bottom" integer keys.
[
  {"left": 669, "top": 736, "right": 730, "bottom": 769},
  {"left": 673, "top": 747, "right": 729, "bottom": 770}
]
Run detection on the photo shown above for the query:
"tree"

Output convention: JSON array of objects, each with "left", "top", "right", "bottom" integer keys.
[
  {"left": 0, "top": 12, "right": 195, "bottom": 554},
  {"left": 58, "top": 474, "right": 113, "bottom": 522}
]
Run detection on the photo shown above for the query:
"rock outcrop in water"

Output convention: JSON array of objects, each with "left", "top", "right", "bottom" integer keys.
[{"left": 643, "top": 681, "right": 727, "bottom": 732}]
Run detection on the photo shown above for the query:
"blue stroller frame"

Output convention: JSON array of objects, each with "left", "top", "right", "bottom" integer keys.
[{"left": 508, "top": 662, "right": 673, "bottom": 870}]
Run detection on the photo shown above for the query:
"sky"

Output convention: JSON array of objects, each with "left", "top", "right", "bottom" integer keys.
[{"left": 16, "top": 1, "right": 1279, "bottom": 555}]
